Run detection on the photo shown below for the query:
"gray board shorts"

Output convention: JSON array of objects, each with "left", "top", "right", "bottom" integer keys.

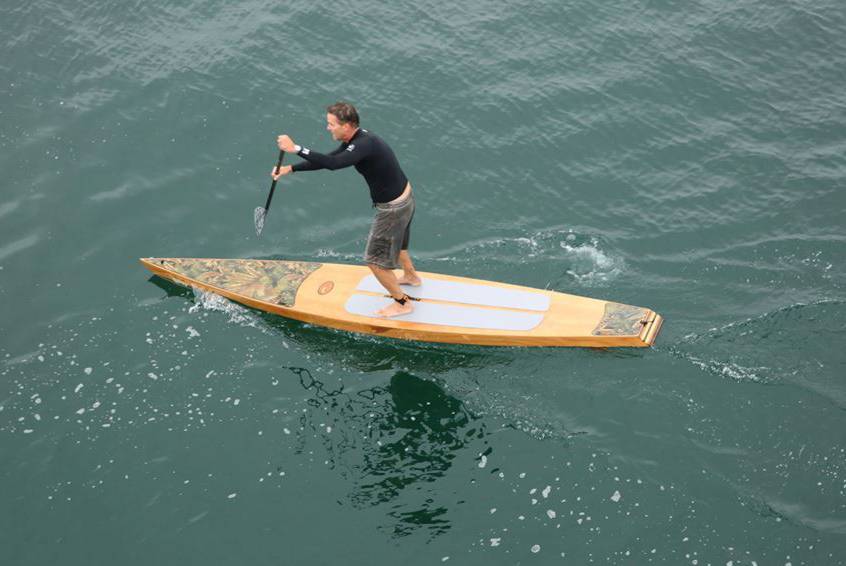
[{"left": 364, "top": 192, "right": 415, "bottom": 270}]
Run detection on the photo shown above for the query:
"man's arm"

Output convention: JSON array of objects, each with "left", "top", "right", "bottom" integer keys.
[
  {"left": 293, "top": 140, "right": 367, "bottom": 171},
  {"left": 290, "top": 144, "right": 346, "bottom": 173}
]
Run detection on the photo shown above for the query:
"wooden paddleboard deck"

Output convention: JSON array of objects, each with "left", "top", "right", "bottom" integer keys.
[{"left": 139, "top": 258, "right": 663, "bottom": 347}]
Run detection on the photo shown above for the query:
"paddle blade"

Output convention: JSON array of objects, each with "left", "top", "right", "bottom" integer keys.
[{"left": 254, "top": 206, "right": 267, "bottom": 237}]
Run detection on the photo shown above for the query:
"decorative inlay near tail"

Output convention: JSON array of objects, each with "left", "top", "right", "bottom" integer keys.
[{"left": 592, "top": 303, "right": 650, "bottom": 336}]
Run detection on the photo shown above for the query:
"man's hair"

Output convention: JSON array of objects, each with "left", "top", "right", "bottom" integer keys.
[{"left": 326, "top": 102, "right": 359, "bottom": 126}]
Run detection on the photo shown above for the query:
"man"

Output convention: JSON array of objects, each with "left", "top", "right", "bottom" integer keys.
[{"left": 271, "top": 102, "right": 421, "bottom": 318}]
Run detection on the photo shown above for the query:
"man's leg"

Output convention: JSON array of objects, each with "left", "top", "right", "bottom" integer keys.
[
  {"left": 396, "top": 250, "right": 421, "bottom": 286},
  {"left": 369, "top": 263, "right": 413, "bottom": 317}
]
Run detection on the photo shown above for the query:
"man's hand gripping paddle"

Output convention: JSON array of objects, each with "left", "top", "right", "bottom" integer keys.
[{"left": 254, "top": 150, "right": 285, "bottom": 237}]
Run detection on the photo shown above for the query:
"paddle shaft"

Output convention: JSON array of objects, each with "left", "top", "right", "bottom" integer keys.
[{"left": 263, "top": 150, "right": 286, "bottom": 212}]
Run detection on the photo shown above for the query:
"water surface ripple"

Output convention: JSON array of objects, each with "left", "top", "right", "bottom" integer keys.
[{"left": 2, "top": 0, "right": 846, "bottom": 564}]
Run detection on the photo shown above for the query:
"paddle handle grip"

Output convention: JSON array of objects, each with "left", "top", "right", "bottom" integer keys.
[{"left": 263, "top": 150, "right": 286, "bottom": 211}]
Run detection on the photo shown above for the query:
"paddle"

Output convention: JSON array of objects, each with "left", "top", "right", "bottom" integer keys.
[{"left": 254, "top": 150, "right": 285, "bottom": 236}]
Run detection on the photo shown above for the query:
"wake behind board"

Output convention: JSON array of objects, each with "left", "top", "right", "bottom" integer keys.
[{"left": 139, "top": 258, "right": 663, "bottom": 347}]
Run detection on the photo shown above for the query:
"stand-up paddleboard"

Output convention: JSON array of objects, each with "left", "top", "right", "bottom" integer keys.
[{"left": 139, "top": 258, "right": 663, "bottom": 347}]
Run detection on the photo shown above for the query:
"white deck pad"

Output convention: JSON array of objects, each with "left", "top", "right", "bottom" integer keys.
[
  {"left": 356, "top": 275, "right": 550, "bottom": 312},
  {"left": 345, "top": 295, "right": 544, "bottom": 331}
]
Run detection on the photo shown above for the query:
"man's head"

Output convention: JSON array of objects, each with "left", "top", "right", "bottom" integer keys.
[{"left": 326, "top": 102, "right": 359, "bottom": 142}]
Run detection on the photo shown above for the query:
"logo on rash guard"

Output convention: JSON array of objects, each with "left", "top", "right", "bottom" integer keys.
[{"left": 346, "top": 144, "right": 355, "bottom": 152}]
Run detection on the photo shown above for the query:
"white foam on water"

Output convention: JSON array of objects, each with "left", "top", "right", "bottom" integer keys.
[
  {"left": 686, "top": 356, "right": 769, "bottom": 383},
  {"left": 188, "top": 511, "right": 209, "bottom": 524},
  {"left": 425, "top": 229, "right": 624, "bottom": 286},
  {"left": 559, "top": 238, "right": 623, "bottom": 285},
  {"left": 188, "top": 288, "right": 274, "bottom": 335},
  {"left": 314, "top": 248, "right": 360, "bottom": 262}
]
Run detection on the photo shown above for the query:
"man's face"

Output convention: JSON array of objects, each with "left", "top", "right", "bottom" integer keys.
[{"left": 326, "top": 113, "right": 354, "bottom": 141}]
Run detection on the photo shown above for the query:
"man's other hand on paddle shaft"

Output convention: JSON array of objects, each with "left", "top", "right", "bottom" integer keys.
[{"left": 268, "top": 135, "right": 298, "bottom": 180}]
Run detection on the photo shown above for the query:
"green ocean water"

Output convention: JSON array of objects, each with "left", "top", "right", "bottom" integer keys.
[{"left": 2, "top": 0, "right": 846, "bottom": 564}]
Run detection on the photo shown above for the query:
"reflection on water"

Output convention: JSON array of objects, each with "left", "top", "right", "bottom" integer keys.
[
  {"left": 269, "top": 316, "right": 508, "bottom": 373},
  {"left": 147, "top": 274, "right": 193, "bottom": 299},
  {"left": 149, "top": 271, "right": 513, "bottom": 373},
  {"left": 287, "top": 366, "right": 483, "bottom": 539}
]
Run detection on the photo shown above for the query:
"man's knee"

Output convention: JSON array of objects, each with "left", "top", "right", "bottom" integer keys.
[{"left": 367, "top": 262, "right": 388, "bottom": 273}]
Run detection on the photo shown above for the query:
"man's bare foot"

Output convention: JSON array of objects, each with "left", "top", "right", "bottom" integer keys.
[
  {"left": 375, "top": 300, "right": 414, "bottom": 318},
  {"left": 396, "top": 274, "right": 422, "bottom": 286}
]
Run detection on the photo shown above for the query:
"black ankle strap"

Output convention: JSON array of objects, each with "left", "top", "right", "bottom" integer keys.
[{"left": 391, "top": 294, "right": 419, "bottom": 305}]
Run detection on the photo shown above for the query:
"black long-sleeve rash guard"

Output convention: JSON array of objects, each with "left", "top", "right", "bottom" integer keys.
[{"left": 290, "top": 128, "right": 409, "bottom": 204}]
